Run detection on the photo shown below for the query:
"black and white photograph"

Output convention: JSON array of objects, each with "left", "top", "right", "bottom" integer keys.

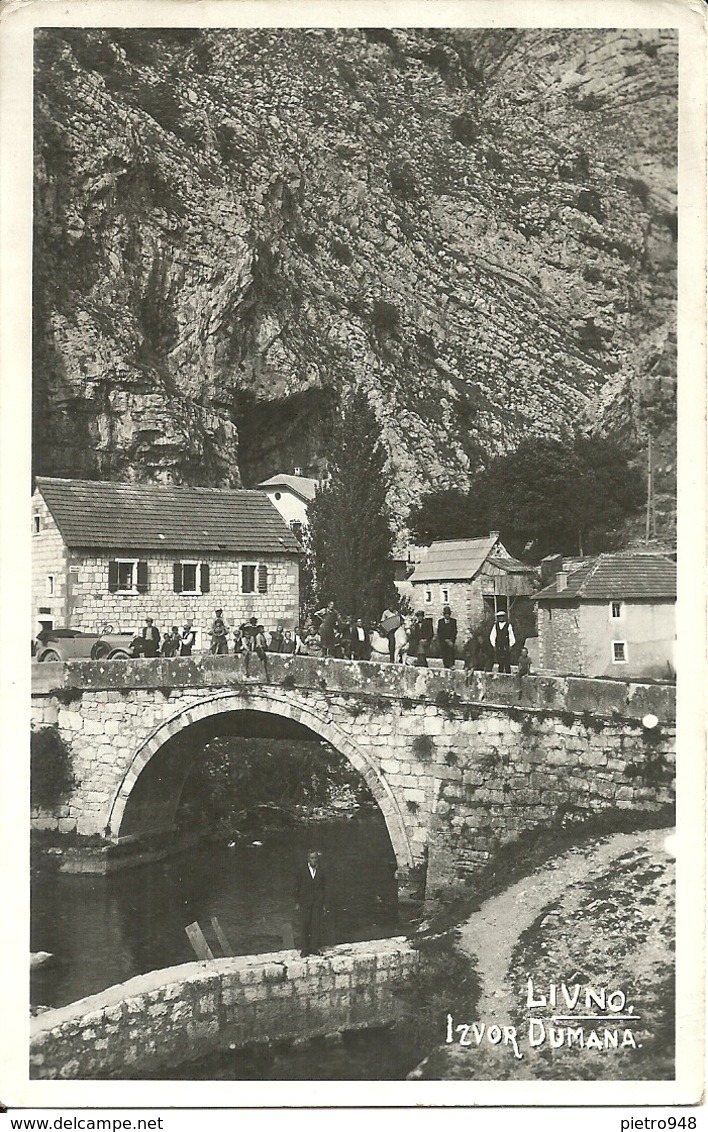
[{"left": 0, "top": 0, "right": 705, "bottom": 1112}]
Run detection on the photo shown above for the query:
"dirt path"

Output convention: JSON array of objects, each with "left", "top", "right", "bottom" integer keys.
[{"left": 459, "top": 827, "right": 674, "bottom": 1026}]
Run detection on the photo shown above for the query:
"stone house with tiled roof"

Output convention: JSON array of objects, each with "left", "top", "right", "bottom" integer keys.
[
  {"left": 32, "top": 478, "right": 301, "bottom": 644},
  {"left": 533, "top": 552, "right": 676, "bottom": 679},
  {"left": 408, "top": 533, "right": 539, "bottom": 640}
]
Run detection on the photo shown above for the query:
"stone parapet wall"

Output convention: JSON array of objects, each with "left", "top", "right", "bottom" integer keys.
[
  {"left": 31, "top": 654, "right": 677, "bottom": 723},
  {"left": 30, "top": 938, "right": 419, "bottom": 1079}
]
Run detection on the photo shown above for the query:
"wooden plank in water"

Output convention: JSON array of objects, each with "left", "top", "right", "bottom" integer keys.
[
  {"left": 185, "top": 921, "right": 214, "bottom": 961},
  {"left": 210, "top": 916, "right": 233, "bottom": 957}
]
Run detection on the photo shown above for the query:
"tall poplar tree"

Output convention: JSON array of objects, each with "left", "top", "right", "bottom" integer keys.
[{"left": 307, "top": 390, "right": 398, "bottom": 622}]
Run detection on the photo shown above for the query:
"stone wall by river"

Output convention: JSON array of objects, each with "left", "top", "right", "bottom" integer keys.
[{"left": 30, "top": 938, "right": 419, "bottom": 1080}]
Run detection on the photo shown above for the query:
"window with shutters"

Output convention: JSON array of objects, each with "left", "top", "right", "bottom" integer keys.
[
  {"left": 173, "top": 561, "right": 210, "bottom": 595},
  {"left": 240, "top": 564, "right": 268, "bottom": 594},
  {"left": 108, "top": 558, "right": 148, "bottom": 594}
]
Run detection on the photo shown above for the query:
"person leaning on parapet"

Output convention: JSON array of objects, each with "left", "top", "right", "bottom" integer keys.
[
  {"left": 315, "top": 601, "right": 340, "bottom": 658},
  {"left": 244, "top": 617, "right": 269, "bottom": 676},
  {"left": 232, "top": 622, "right": 244, "bottom": 655},
  {"left": 179, "top": 621, "right": 196, "bottom": 656},
  {"left": 436, "top": 605, "right": 458, "bottom": 669},
  {"left": 140, "top": 617, "right": 161, "bottom": 658},
  {"left": 269, "top": 623, "right": 285, "bottom": 653},
  {"left": 209, "top": 608, "right": 229, "bottom": 655},
  {"left": 379, "top": 603, "right": 401, "bottom": 663},
  {"left": 462, "top": 627, "right": 487, "bottom": 672},
  {"left": 349, "top": 617, "right": 371, "bottom": 661},
  {"left": 409, "top": 610, "right": 433, "bottom": 667},
  {"left": 161, "top": 625, "right": 181, "bottom": 657},
  {"left": 489, "top": 609, "right": 515, "bottom": 674}
]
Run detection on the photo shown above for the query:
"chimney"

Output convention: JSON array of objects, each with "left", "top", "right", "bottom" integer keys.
[
  {"left": 556, "top": 571, "right": 568, "bottom": 592},
  {"left": 541, "top": 553, "right": 564, "bottom": 585},
  {"left": 489, "top": 530, "right": 500, "bottom": 542},
  {"left": 293, "top": 466, "right": 303, "bottom": 477}
]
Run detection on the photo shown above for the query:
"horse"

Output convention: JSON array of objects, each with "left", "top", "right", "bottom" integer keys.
[{"left": 369, "top": 618, "right": 410, "bottom": 663}]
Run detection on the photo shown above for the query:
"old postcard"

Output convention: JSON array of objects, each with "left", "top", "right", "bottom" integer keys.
[{"left": 0, "top": 0, "right": 705, "bottom": 1113}]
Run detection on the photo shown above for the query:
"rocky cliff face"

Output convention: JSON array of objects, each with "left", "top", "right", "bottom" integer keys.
[{"left": 33, "top": 27, "right": 677, "bottom": 532}]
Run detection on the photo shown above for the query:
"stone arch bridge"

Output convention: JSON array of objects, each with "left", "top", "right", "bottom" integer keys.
[{"left": 31, "top": 654, "right": 675, "bottom": 896}]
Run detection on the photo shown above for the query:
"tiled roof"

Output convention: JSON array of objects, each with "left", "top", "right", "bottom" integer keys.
[
  {"left": 35, "top": 477, "right": 301, "bottom": 554},
  {"left": 409, "top": 536, "right": 500, "bottom": 582},
  {"left": 534, "top": 553, "right": 676, "bottom": 602},
  {"left": 257, "top": 474, "right": 320, "bottom": 502}
]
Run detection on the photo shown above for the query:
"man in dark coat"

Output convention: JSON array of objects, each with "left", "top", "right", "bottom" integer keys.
[
  {"left": 294, "top": 849, "right": 327, "bottom": 957},
  {"left": 349, "top": 618, "right": 371, "bottom": 660},
  {"left": 140, "top": 617, "right": 160, "bottom": 658},
  {"left": 409, "top": 611, "right": 433, "bottom": 666},
  {"left": 436, "top": 605, "right": 458, "bottom": 669}
]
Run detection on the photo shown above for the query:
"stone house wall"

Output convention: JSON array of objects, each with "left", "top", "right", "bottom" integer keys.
[
  {"left": 537, "top": 603, "right": 583, "bottom": 673},
  {"left": 537, "top": 601, "right": 675, "bottom": 678},
  {"left": 66, "top": 548, "right": 299, "bottom": 640},
  {"left": 31, "top": 491, "right": 69, "bottom": 632},
  {"left": 29, "top": 938, "right": 419, "bottom": 1080}
]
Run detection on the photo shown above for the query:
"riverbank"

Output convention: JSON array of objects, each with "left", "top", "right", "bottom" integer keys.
[{"left": 410, "top": 827, "right": 675, "bottom": 1080}]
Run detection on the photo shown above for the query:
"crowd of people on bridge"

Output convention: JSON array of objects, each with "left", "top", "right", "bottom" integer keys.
[{"left": 126, "top": 603, "right": 530, "bottom": 675}]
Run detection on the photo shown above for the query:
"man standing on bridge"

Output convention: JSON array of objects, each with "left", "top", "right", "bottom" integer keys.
[{"left": 294, "top": 849, "right": 327, "bottom": 957}]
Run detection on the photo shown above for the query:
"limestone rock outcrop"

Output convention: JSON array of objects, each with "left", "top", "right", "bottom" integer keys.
[{"left": 33, "top": 28, "right": 677, "bottom": 530}]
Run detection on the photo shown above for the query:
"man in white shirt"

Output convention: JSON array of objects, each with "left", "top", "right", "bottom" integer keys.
[{"left": 489, "top": 610, "right": 516, "bottom": 673}]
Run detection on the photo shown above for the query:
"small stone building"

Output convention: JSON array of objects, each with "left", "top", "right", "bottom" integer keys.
[
  {"left": 256, "top": 473, "right": 320, "bottom": 543},
  {"left": 408, "top": 533, "right": 539, "bottom": 637},
  {"left": 533, "top": 552, "right": 676, "bottom": 679},
  {"left": 32, "top": 477, "right": 301, "bottom": 644}
]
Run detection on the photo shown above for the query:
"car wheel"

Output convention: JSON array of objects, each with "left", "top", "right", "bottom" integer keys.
[
  {"left": 107, "top": 648, "right": 131, "bottom": 660},
  {"left": 40, "top": 650, "right": 62, "bottom": 662}
]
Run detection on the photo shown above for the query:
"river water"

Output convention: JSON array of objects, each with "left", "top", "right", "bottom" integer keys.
[{"left": 31, "top": 811, "right": 412, "bottom": 1012}]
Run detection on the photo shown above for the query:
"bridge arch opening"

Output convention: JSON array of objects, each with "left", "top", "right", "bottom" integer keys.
[{"left": 106, "top": 691, "right": 413, "bottom": 872}]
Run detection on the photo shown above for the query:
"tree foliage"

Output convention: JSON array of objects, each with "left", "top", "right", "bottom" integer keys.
[
  {"left": 31, "top": 726, "right": 74, "bottom": 809},
  {"left": 307, "top": 390, "right": 398, "bottom": 620},
  {"left": 408, "top": 435, "right": 644, "bottom": 559},
  {"left": 178, "top": 737, "right": 373, "bottom": 833}
]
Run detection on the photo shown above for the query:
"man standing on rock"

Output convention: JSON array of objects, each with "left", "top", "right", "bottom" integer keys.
[{"left": 294, "top": 849, "right": 327, "bottom": 957}]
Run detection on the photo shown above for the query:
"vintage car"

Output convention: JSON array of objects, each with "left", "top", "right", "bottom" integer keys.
[{"left": 35, "top": 628, "right": 135, "bottom": 662}]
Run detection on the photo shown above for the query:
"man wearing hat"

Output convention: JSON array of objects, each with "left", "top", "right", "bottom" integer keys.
[
  {"left": 489, "top": 609, "right": 515, "bottom": 673},
  {"left": 436, "top": 605, "right": 458, "bottom": 669},
  {"left": 210, "top": 608, "right": 229, "bottom": 655}
]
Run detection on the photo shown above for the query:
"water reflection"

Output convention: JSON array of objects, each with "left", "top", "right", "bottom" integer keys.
[{"left": 31, "top": 812, "right": 407, "bottom": 1009}]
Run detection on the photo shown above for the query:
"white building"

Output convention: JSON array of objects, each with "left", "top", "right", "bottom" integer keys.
[{"left": 256, "top": 473, "right": 320, "bottom": 542}]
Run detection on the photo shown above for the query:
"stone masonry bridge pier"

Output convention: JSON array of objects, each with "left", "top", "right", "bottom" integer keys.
[{"left": 31, "top": 655, "right": 675, "bottom": 896}]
